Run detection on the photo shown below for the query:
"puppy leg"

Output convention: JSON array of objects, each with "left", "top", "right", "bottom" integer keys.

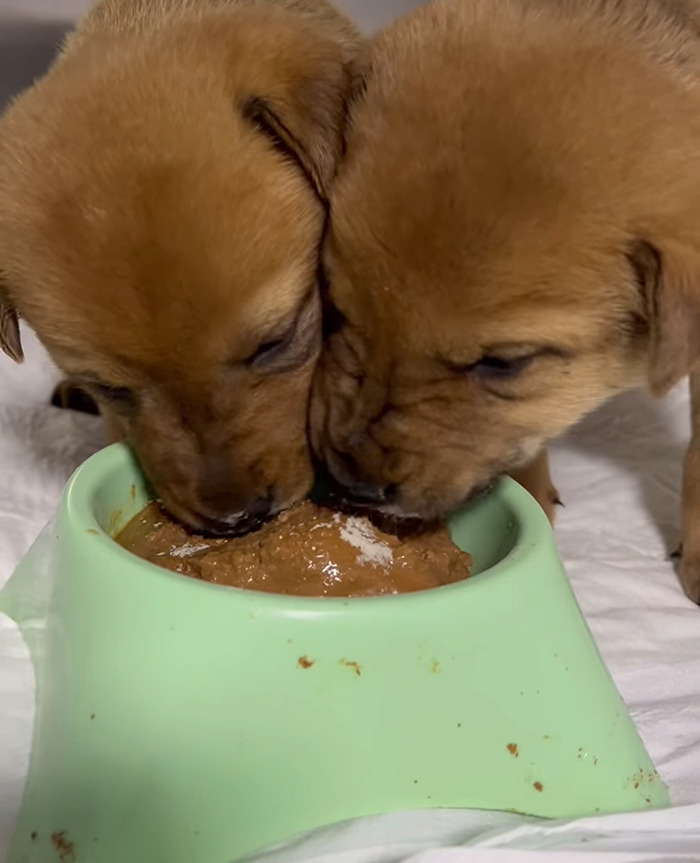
[
  {"left": 51, "top": 379, "right": 99, "bottom": 415},
  {"left": 509, "top": 449, "right": 561, "bottom": 525},
  {"left": 51, "top": 379, "right": 126, "bottom": 445},
  {"left": 679, "top": 367, "right": 700, "bottom": 604}
]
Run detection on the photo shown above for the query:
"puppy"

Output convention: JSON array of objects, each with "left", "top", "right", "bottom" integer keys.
[
  {"left": 311, "top": 0, "right": 700, "bottom": 602},
  {"left": 0, "top": 0, "right": 361, "bottom": 535}
]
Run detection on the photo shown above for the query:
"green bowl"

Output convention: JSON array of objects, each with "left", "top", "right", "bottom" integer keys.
[{"left": 0, "top": 443, "right": 668, "bottom": 863}]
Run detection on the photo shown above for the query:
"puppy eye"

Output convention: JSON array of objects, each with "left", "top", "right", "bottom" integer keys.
[
  {"left": 245, "top": 289, "right": 320, "bottom": 372},
  {"left": 470, "top": 354, "right": 536, "bottom": 378},
  {"left": 444, "top": 347, "right": 569, "bottom": 382},
  {"left": 246, "top": 326, "right": 295, "bottom": 368}
]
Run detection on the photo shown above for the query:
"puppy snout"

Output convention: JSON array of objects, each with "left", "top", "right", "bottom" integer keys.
[
  {"left": 195, "top": 506, "right": 272, "bottom": 537},
  {"left": 192, "top": 494, "right": 273, "bottom": 537},
  {"left": 341, "top": 477, "right": 395, "bottom": 507},
  {"left": 319, "top": 449, "right": 396, "bottom": 509},
  {"left": 196, "top": 456, "right": 272, "bottom": 529}
]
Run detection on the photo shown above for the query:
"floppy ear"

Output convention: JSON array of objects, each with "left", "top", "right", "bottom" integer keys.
[
  {"left": 240, "top": 36, "right": 364, "bottom": 202},
  {"left": 0, "top": 282, "right": 23, "bottom": 363},
  {"left": 242, "top": 82, "right": 345, "bottom": 202},
  {"left": 630, "top": 239, "right": 700, "bottom": 396}
]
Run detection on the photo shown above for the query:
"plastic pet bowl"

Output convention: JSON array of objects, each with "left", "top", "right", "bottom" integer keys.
[{"left": 0, "top": 443, "right": 668, "bottom": 863}]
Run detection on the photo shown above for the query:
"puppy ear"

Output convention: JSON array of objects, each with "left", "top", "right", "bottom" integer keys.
[
  {"left": 242, "top": 88, "right": 342, "bottom": 202},
  {"left": 630, "top": 240, "right": 700, "bottom": 396},
  {"left": 241, "top": 39, "right": 363, "bottom": 202},
  {"left": 0, "top": 283, "right": 23, "bottom": 363}
]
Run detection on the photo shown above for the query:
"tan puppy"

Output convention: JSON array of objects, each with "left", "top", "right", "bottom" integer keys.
[
  {"left": 311, "top": 0, "right": 700, "bottom": 602},
  {"left": 0, "top": 0, "right": 361, "bottom": 534}
]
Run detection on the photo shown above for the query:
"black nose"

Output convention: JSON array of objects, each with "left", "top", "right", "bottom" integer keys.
[
  {"left": 196, "top": 497, "right": 273, "bottom": 537},
  {"left": 244, "top": 496, "right": 274, "bottom": 518},
  {"left": 315, "top": 452, "right": 396, "bottom": 509},
  {"left": 342, "top": 480, "right": 395, "bottom": 507}
]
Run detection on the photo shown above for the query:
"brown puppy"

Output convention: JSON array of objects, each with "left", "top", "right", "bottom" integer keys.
[
  {"left": 0, "top": 0, "right": 361, "bottom": 535},
  {"left": 311, "top": 0, "right": 700, "bottom": 602}
]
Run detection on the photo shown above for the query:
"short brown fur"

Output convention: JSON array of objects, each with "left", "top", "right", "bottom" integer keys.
[
  {"left": 0, "top": 0, "right": 361, "bottom": 533},
  {"left": 312, "top": 0, "right": 700, "bottom": 602}
]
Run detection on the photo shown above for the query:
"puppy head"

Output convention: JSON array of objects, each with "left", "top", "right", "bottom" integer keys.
[
  {"left": 0, "top": 6, "right": 358, "bottom": 533},
  {"left": 311, "top": 0, "right": 700, "bottom": 522}
]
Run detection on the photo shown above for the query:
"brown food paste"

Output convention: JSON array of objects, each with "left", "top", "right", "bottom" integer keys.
[{"left": 116, "top": 500, "right": 472, "bottom": 597}]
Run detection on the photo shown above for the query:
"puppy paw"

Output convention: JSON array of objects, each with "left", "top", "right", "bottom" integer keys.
[{"left": 51, "top": 380, "right": 100, "bottom": 416}]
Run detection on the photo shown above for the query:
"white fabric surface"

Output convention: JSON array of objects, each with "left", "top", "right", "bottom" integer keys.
[
  {"left": 3, "top": 0, "right": 697, "bottom": 858},
  {"left": 0, "top": 331, "right": 699, "bottom": 862}
]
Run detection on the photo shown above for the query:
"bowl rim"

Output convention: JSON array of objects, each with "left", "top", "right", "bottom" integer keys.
[{"left": 62, "top": 443, "right": 553, "bottom": 609}]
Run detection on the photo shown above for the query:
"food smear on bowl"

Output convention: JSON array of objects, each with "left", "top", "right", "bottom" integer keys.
[{"left": 115, "top": 500, "right": 472, "bottom": 597}]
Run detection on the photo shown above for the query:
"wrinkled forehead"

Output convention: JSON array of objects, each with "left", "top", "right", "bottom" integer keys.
[
  {"left": 40, "top": 240, "right": 311, "bottom": 353},
  {"left": 1, "top": 185, "right": 319, "bottom": 383},
  {"left": 22, "top": 259, "right": 314, "bottom": 384},
  {"left": 324, "top": 13, "right": 685, "bottom": 353},
  {"left": 325, "top": 195, "right": 635, "bottom": 357},
  {"left": 0, "top": 129, "right": 320, "bottom": 362}
]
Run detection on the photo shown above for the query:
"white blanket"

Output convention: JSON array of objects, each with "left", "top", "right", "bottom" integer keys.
[{"left": 0, "top": 329, "right": 699, "bottom": 862}]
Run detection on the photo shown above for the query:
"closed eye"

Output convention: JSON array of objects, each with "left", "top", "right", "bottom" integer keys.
[
  {"left": 444, "top": 346, "right": 570, "bottom": 380},
  {"left": 468, "top": 354, "right": 537, "bottom": 378},
  {"left": 245, "top": 324, "right": 297, "bottom": 368},
  {"left": 244, "top": 289, "right": 320, "bottom": 372}
]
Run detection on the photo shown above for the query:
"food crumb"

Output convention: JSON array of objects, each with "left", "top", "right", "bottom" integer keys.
[
  {"left": 430, "top": 660, "right": 440, "bottom": 674},
  {"left": 341, "top": 659, "right": 362, "bottom": 676},
  {"left": 533, "top": 781, "right": 543, "bottom": 792},
  {"left": 298, "top": 656, "right": 314, "bottom": 670},
  {"left": 507, "top": 743, "right": 519, "bottom": 757},
  {"left": 51, "top": 831, "right": 76, "bottom": 862},
  {"left": 30, "top": 832, "right": 37, "bottom": 841}
]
